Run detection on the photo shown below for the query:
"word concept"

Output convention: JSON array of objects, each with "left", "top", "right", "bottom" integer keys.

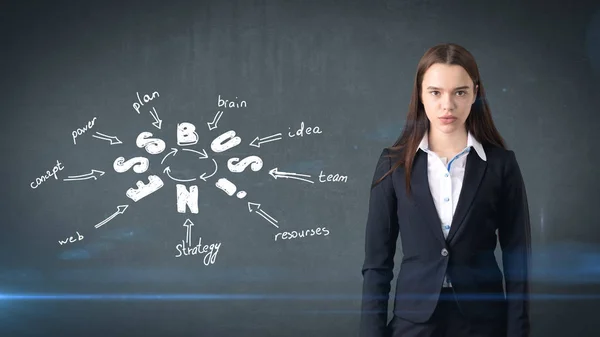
[{"left": 30, "top": 160, "right": 65, "bottom": 189}]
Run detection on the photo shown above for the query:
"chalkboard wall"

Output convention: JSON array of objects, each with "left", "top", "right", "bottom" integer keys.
[{"left": 1, "top": 1, "right": 600, "bottom": 336}]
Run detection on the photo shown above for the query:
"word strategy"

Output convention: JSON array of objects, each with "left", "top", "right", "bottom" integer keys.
[{"left": 174, "top": 219, "right": 221, "bottom": 265}]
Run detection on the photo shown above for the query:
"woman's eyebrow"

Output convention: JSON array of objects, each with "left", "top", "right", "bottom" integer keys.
[{"left": 426, "top": 85, "right": 470, "bottom": 90}]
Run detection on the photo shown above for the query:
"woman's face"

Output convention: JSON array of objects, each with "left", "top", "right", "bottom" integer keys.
[{"left": 420, "top": 63, "right": 478, "bottom": 135}]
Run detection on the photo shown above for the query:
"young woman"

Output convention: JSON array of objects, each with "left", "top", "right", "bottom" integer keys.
[{"left": 359, "top": 43, "right": 531, "bottom": 337}]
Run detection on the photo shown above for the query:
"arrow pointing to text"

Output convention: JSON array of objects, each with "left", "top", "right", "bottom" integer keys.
[
  {"left": 149, "top": 107, "right": 162, "bottom": 129},
  {"left": 249, "top": 133, "right": 282, "bottom": 148},
  {"left": 268, "top": 168, "right": 314, "bottom": 184},
  {"left": 92, "top": 132, "right": 122, "bottom": 145},
  {"left": 183, "top": 219, "right": 194, "bottom": 245},
  {"left": 207, "top": 110, "right": 223, "bottom": 131},
  {"left": 247, "top": 202, "right": 279, "bottom": 228},
  {"left": 63, "top": 169, "right": 105, "bottom": 181},
  {"left": 95, "top": 205, "right": 129, "bottom": 229}
]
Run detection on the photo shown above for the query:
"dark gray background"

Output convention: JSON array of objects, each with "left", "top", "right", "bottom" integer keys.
[{"left": 1, "top": 0, "right": 599, "bottom": 336}]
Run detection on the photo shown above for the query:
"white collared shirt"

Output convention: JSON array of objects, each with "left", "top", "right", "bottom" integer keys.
[{"left": 417, "top": 130, "right": 487, "bottom": 287}]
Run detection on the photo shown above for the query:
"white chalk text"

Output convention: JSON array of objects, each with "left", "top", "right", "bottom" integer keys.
[
  {"left": 58, "top": 231, "right": 84, "bottom": 245},
  {"left": 275, "top": 226, "right": 330, "bottom": 241},
  {"left": 175, "top": 237, "right": 222, "bottom": 265},
  {"left": 30, "top": 160, "right": 65, "bottom": 189},
  {"left": 72, "top": 117, "right": 97, "bottom": 144}
]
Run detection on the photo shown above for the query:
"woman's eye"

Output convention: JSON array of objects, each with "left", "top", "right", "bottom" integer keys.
[{"left": 429, "top": 90, "right": 467, "bottom": 96}]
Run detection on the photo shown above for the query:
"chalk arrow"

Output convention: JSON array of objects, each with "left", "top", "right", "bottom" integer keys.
[
  {"left": 92, "top": 132, "right": 122, "bottom": 145},
  {"left": 268, "top": 168, "right": 314, "bottom": 184},
  {"left": 249, "top": 133, "right": 282, "bottom": 148},
  {"left": 183, "top": 219, "right": 194, "bottom": 245},
  {"left": 149, "top": 107, "right": 162, "bottom": 129},
  {"left": 199, "top": 158, "right": 218, "bottom": 181},
  {"left": 207, "top": 110, "right": 223, "bottom": 131},
  {"left": 161, "top": 148, "right": 178, "bottom": 164},
  {"left": 63, "top": 169, "right": 106, "bottom": 181},
  {"left": 182, "top": 148, "right": 208, "bottom": 159},
  {"left": 163, "top": 166, "right": 197, "bottom": 182},
  {"left": 95, "top": 205, "right": 129, "bottom": 229},
  {"left": 247, "top": 202, "right": 279, "bottom": 228}
]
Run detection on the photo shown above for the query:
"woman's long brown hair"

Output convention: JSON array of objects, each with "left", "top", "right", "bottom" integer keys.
[{"left": 373, "top": 43, "right": 507, "bottom": 196}]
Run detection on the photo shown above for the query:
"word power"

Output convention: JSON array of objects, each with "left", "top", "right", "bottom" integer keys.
[
  {"left": 133, "top": 90, "right": 160, "bottom": 114},
  {"left": 30, "top": 160, "right": 65, "bottom": 189},
  {"left": 72, "top": 117, "right": 97, "bottom": 145},
  {"left": 58, "top": 231, "right": 84, "bottom": 245}
]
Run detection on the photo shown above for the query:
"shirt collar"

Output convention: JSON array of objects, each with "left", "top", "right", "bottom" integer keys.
[{"left": 417, "top": 130, "right": 487, "bottom": 161}]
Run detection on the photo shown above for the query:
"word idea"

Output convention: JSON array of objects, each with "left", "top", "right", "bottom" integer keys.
[
  {"left": 72, "top": 117, "right": 97, "bottom": 144},
  {"left": 30, "top": 160, "right": 65, "bottom": 189},
  {"left": 288, "top": 121, "right": 322, "bottom": 138}
]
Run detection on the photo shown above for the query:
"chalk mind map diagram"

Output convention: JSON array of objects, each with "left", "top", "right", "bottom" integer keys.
[{"left": 32, "top": 91, "right": 344, "bottom": 266}]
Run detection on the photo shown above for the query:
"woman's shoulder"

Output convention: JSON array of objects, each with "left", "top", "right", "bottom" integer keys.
[
  {"left": 374, "top": 146, "right": 405, "bottom": 168},
  {"left": 482, "top": 144, "right": 518, "bottom": 160},
  {"left": 481, "top": 144, "right": 521, "bottom": 173},
  {"left": 379, "top": 145, "right": 406, "bottom": 158}
]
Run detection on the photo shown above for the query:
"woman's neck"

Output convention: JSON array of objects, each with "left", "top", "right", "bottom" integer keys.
[{"left": 427, "top": 128, "right": 468, "bottom": 156}]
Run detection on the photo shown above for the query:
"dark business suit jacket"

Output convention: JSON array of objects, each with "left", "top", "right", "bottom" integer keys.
[{"left": 360, "top": 146, "right": 531, "bottom": 337}]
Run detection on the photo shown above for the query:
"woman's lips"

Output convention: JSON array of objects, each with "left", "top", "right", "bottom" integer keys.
[{"left": 439, "top": 116, "right": 457, "bottom": 124}]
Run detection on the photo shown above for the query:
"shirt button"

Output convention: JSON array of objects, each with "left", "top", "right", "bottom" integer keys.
[
  {"left": 441, "top": 248, "right": 449, "bottom": 257},
  {"left": 444, "top": 197, "right": 449, "bottom": 202},
  {"left": 444, "top": 173, "right": 449, "bottom": 177}
]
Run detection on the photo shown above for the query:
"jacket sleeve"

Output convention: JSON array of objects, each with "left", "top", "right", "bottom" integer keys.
[
  {"left": 359, "top": 148, "right": 400, "bottom": 337},
  {"left": 498, "top": 150, "right": 532, "bottom": 337}
]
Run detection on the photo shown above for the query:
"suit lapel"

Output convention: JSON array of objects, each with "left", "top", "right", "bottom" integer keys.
[
  {"left": 410, "top": 150, "right": 447, "bottom": 246},
  {"left": 446, "top": 150, "right": 487, "bottom": 244}
]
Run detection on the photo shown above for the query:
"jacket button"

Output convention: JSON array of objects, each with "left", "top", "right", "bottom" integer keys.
[{"left": 441, "top": 248, "right": 449, "bottom": 256}]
